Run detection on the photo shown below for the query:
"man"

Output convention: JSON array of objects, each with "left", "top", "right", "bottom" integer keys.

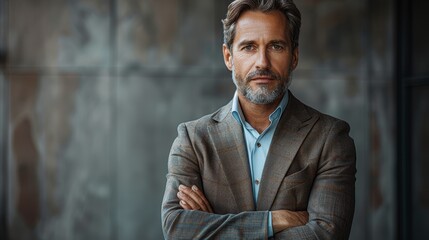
[{"left": 161, "top": 0, "right": 356, "bottom": 239}]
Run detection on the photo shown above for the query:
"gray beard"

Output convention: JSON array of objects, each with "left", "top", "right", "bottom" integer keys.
[{"left": 232, "top": 68, "right": 290, "bottom": 105}]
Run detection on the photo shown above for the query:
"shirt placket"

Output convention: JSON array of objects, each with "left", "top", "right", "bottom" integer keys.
[
  {"left": 248, "top": 127, "right": 269, "bottom": 203},
  {"left": 252, "top": 135, "right": 264, "bottom": 202}
]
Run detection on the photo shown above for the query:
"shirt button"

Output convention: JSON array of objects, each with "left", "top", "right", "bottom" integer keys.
[
  {"left": 256, "top": 142, "right": 261, "bottom": 148},
  {"left": 255, "top": 179, "right": 260, "bottom": 185}
]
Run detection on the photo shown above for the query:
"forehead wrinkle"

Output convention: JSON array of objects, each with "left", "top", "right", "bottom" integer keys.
[{"left": 233, "top": 11, "right": 289, "bottom": 45}]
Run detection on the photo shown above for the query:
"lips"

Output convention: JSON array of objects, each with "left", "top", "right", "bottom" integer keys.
[
  {"left": 246, "top": 69, "right": 279, "bottom": 83},
  {"left": 251, "top": 76, "right": 275, "bottom": 83}
]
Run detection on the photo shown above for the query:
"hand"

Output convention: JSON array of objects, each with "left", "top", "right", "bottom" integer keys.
[
  {"left": 177, "top": 184, "right": 213, "bottom": 213},
  {"left": 272, "top": 210, "right": 308, "bottom": 233}
]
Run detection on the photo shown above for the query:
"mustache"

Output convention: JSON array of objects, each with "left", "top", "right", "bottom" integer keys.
[{"left": 245, "top": 69, "right": 280, "bottom": 82}]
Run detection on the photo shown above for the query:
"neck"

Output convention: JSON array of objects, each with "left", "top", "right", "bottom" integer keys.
[{"left": 238, "top": 93, "right": 284, "bottom": 133}]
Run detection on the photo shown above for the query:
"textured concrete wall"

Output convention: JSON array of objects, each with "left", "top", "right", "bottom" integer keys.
[{"left": 0, "top": 0, "right": 397, "bottom": 239}]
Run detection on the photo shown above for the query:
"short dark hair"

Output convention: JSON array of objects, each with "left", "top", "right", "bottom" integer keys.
[{"left": 222, "top": 0, "right": 301, "bottom": 51}]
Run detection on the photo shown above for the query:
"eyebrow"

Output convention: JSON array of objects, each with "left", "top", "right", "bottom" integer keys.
[
  {"left": 236, "top": 39, "right": 289, "bottom": 47},
  {"left": 237, "top": 40, "right": 256, "bottom": 47},
  {"left": 269, "top": 40, "right": 288, "bottom": 45}
]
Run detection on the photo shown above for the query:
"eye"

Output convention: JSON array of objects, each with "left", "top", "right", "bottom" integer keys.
[
  {"left": 270, "top": 44, "right": 284, "bottom": 51},
  {"left": 242, "top": 45, "right": 256, "bottom": 51}
]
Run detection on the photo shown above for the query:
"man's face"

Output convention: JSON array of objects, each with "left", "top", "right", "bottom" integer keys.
[{"left": 223, "top": 10, "right": 298, "bottom": 105}]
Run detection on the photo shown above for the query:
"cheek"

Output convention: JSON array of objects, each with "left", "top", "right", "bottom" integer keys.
[
  {"left": 232, "top": 55, "right": 254, "bottom": 73},
  {"left": 272, "top": 59, "right": 293, "bottom": 73}
]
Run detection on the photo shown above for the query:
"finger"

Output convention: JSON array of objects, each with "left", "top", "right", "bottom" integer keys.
[
  {"left": 181, "top": 185, "right": 213, "bottom": 213},
  {"left": 177, "top": 185, "right": 200, "bottom": 210},
  {"left": 179, "top": 200, "right": 192, "bottom": 210},
  {"left": 179, "top": 185, "right": 209, "bottom": 212},
  {"left": 190, "top": 186, "right": 211, "bottom": 213},
  {"left": 177, "top": 191, "right": 200, "bottom": 210},
  {"left": 185, "top": 186, "right": 209, "bottom": 212},
  {"left": 191, "top": 185, "right": 213, "bottom": 213}
]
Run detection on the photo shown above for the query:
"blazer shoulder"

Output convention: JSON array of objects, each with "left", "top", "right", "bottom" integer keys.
[{"left": 177, "top": 101, "right": 232, "bottom": 136}]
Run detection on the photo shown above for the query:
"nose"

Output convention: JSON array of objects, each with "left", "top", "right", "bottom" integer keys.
[{"left": 255, "top": 49, "right": 270, "bottom": 69}]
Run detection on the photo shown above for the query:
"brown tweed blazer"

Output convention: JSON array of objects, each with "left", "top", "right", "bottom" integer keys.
[{"left": 161, "top": 91, "right": 356, "bottom": 240}]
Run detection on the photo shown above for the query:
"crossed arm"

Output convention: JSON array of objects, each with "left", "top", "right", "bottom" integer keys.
[
  {"left": 177, "top": 184, "right": 308, "bottom": 234},
  {"left": 162, "top": 176, "right": 308, "bottom": 239}
]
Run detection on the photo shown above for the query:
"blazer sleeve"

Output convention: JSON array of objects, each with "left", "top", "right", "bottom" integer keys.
[
  {"left": 274, "top": 119, "right": 356, "bottom": 240},
  {"left": 161, "top": 123, "right": 269, "bottom": 240}
]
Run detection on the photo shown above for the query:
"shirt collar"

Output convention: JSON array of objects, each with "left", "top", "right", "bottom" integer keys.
[{"left": 231, "top": 90, "right": 289, "bottom": 125}]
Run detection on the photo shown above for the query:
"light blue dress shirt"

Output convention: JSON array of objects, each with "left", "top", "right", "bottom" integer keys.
[{"left": 231, "top": 91, "right": 289, "bottom": 238}]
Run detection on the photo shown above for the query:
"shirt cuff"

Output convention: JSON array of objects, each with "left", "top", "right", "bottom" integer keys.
[{"left": 268, "top": 211, "right": 274, "bottom": 237}]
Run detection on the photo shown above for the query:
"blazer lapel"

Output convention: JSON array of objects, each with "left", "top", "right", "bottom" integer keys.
[
  {"left": 208, "top": 104, "right": 255, "bottom": 211},
  {"left": 256, "top": 93, "right": 319, "bottom": 210}
]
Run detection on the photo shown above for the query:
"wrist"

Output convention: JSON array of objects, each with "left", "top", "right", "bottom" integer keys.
[{"left": 272, "top": 210, "right": 288, "bottom": 233}]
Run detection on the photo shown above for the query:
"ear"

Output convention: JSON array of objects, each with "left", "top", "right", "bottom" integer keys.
[
  {"left": 223, "top": 44, "right": 233, "bottom": 71},
  {"left": 291, "top": 47, "right": 299, "bottom": 70}
]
